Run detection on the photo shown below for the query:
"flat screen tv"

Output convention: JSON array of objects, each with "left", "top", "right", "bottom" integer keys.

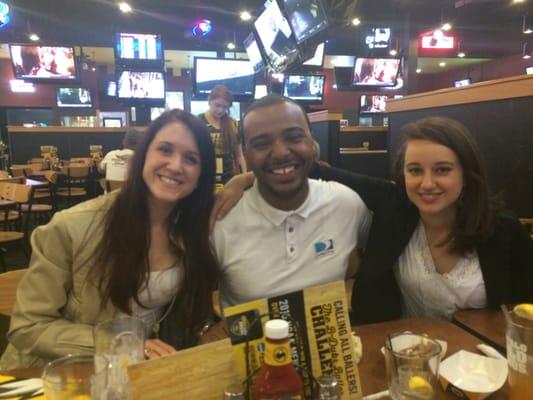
[
  {"left": 283, "top": 0, "right": 328, "bottom": 44},
  {"left": 453, "top": 78, "right": 472, "bottom": 87},
  {"left": 244, "top": 33, "right": 264, "bottom": 72},
  {"left": 283, "top": 74, "right": 325, "bottom": 104},
  {"left": 193, "top": 57, "right": 255, "bottom": 100},
  {"left": 56, "top": 87, "right": 92, "bottom": 108},
  {"left": 302, "top": 42, "right": 325, "bottom": 67},
  {"left": 9, "top": 44, "right": 78, "bottom": 80},
  {"left": 116, "top": 70, "right": 165, "bottom": 105},
  {"left": 254, "top": 0, "right": 299, "bottom": 72},
  {"left": 352, "top": 58, "right": 401, "bottom": 87},
  {"left": 115, "top": 32, "right": 163, "bottom": 66},
  {"left": 255, "top": 84, "right": 268, "bottom": 99},
  {"left": 166, "top": 91, "right": 184, "bottom": 110},
  {"left": 365, "top": 27, "right": 391, "bottom": 49},
  {"left": 360, "top": 95, "right": 388, "bottom": 114},
  {"left": 525, "top": 66, "right": 533, "bottom": 75},
  {"left": 106, "top": 81, "right": 117, "bottom": 97}
]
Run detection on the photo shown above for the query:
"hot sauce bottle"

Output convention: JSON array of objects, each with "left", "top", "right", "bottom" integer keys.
[{"left": 254, "top": 319, "right": 304, "bottom": 400}]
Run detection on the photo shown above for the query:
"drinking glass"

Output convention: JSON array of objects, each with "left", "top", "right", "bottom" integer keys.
[
  {"left": 506, "top": 309, "right": 533, "bottom": 400},
  {"left": 42, "top": 354, "right": 107, "bottom": 400},
  {"left": 384, "top": 332, "right": 441, "bottom": 400},
  {"left": 94, "top": 316, "right": 145, "bottom": 399}
]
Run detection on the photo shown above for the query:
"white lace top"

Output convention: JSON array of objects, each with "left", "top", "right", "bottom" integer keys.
[
  {"left": 129, "top": 266, "right": 182, "bottom": 336},
  {"left": 395, "top": 222, "right": 487, "bottom": 320}
]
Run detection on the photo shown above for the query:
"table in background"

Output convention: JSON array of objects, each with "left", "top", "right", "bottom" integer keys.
[
  {"left": 353, "top": 318, "right": 509, "bottom": 399},
  {"left": 452, "top": 309, "right": 506, "bottom": 353}
]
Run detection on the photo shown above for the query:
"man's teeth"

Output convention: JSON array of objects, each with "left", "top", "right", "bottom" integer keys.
[
  {"left": 272, "top": 166, "right": 295, "bottom": 175},
  {"left": 160, "top": 176, "right": 180, "bottom": 185}
]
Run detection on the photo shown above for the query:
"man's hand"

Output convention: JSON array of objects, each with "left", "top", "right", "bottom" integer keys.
[
  {"left": 209, "top": 172, "right": 255, "bottom": 232},
  {"left": 198, "top": 320, "right": 229, "bottom": 345}
]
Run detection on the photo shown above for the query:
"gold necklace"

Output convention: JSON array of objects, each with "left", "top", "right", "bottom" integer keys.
[{"left": 150, "top": 292, "right": 178, "bottom": 339}]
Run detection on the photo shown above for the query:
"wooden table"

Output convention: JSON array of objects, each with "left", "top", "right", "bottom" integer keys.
[
  {"left": 354, "top": 318, "right": 509, "bottom": 399},
  {"left": 452, "top": 309, "right": 506, "bottom": 353}
]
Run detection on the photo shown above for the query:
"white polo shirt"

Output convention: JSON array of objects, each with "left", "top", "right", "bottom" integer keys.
[
  {"left": 212, "top": 178, "right": 372, "bottom": 308},
  {"left": 98, "top": 149, "right": 134, "bottom": 181}
]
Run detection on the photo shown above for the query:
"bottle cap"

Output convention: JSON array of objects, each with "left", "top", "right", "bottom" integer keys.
[{"left": 264, "top": 319, "right": 289, "bottom": 339}]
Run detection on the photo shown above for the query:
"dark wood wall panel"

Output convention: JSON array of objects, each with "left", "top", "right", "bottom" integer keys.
[{"left": 388, "top": 96, "right": 533, "bottom": 217}]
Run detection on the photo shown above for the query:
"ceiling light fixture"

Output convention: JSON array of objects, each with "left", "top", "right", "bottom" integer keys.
[
  {"left": 240, "top": 11, "right": 251, "bottom": 21},
  {"left": 457, "top": 51, "right": 466, "bottom": 58},
  {"left": 29, "top": 33, "right": 40, "bottom": 41},
  {"left": 439, "top": 61, "right": 446, "bottom": 67},
  {"left": 118, "top": 2, "right": 132, "bottom": 13},
  {"left": 523, "top": 15, "right": 532, "bottom": 34},
  {"left": 351, "top": 17, "right": 361, "bottom": 26},
  {"left": 227, "top": 42, "right": 235, "bottom": 50},
  {"left": 512, "top": 0, "right": 525, "bottom": 4},
  {"left": 441, "top": 22, "right": 452, "bottom": 31},
  {"left": 416, "top": 68, "right": 422, "bottom": 73}
]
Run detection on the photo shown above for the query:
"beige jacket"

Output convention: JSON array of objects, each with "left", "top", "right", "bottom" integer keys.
[{"left": 0, "top": 193, "right": 119, "bottom": 369}]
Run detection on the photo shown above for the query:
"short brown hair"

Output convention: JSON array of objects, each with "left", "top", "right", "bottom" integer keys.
[{"left": 394, "top": 116, "right": 494, "bottom": 254}]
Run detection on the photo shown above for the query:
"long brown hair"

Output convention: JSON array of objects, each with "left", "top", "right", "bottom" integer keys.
[
  {"left": 394, "top": 116, "right": 495, "bottom": 254},
  {"left": 95, "top": 109, "right": 218, "bottom": 342},
  {"left": 208, "top": 84, "right": 237, "bottom": 153}
]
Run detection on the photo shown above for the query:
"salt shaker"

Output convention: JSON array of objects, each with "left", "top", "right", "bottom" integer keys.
[{"left": 316, "top": 374, "right": 340, "bottom": 400}]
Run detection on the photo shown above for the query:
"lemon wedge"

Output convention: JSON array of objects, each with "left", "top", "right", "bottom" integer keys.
[
  {"left": 513, "top": 304, "right": 533, "bottom": 321},
  {"left": 408, "top": 375, "right": 433, "bottom": 398}
]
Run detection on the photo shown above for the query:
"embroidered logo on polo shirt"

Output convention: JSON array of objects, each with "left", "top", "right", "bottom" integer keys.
[{"left": 314, "top": 239, "right": 334, "bottom": 257}]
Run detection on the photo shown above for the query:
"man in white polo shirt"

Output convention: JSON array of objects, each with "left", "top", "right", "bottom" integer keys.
[{"left": 212, "top": 94, "right": 371, "bottom": 309}]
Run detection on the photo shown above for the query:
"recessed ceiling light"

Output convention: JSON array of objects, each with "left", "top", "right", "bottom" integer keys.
[
  {"left": 512, "top": 0, "right": 525, "bottom": 4},
  {"left": 439, "top": 62, "right": 447, "bottom": 67},
  {"left": 240, "top": 11, "right": 251, "bottom": 21},
  {"left": 351, "top": 17, "right": 361, "bottom": 26},
  {"left": 441, "top": 23, "right": 452, "bottom": 31},
  {"left": 118, "top": 2, "right": 132, "bottom": 13},
  {"left": 416, "top": 68, "right": 422, "bottom": 74},
  {"left": 457, "top": 51, "right": 466, "bottom": 58},
  {"left": 389, "top": 49, "right": 398, "bottom": 56},
  {"left": 227, "top": 42, "right": 235, "bottom": 50},
  {"left": 29, "top": 33, "right": 40, "bottom": 41}
]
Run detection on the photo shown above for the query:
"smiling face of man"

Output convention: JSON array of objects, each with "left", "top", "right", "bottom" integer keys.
[{"left": 243, "top": 100, "right": 315, "bottom": 211}]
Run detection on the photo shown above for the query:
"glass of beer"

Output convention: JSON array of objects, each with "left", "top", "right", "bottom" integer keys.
[
  {"left": 384, "top": 332, "right": 441, "bottom": 400},
  {"left": 506, "top": 307, "right": 533, "bottom": 400},
  {"left": 42, "top": 354, "right": 107, "bottom": 400}
]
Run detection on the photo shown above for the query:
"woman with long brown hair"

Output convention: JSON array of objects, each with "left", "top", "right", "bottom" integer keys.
[
  {"left": 1, "top": 109, "right": 218, "bottom": 368},
  {"left": 199, "top": 84, "right": 246, "bottom": 184}
]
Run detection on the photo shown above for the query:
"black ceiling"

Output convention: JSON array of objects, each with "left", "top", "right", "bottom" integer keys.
[{"left": 0, "top": 0, "right": 531, "bottom": 58}]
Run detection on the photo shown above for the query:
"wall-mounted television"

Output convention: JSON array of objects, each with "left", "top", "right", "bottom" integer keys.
[
  {"left": 360, "top": 95, "right": 388, "bottom": 114},
  {"left": 114, "top": 32, "right": 163, "bottom": 66},
  {"left": 106, "top": 81, "right": 117, "bottom": 97},
  {"left": 282, "top": 0, "right": 328, "bottom": 44},
  {"left": 525, "top": 66, "right": 533, "bottom": 75},
  {"left": 352, "top": 58, "right": 401, "bottom": 87},
  {"left": 190, "top": 100, "right": 241, "bottom": 121},
  {"left": 244, "top": 33, "right": 264, "bottom": 72},
  {"left": 365, "top": 27, "right": 391, "bottom": 49},
  {"left": 9, "top": 44, "right": 77, "bottom": 81},
  {"left": 56, "top": 87, "right": 92, "bottom": 108},
  {"left": 254, "top": 0, "right": 299, "bottom": 72},
  {"left": 302, "top": 42, "right": 325, "bottom": 68},
  {"left": 255, "top": 84, "right": 268, "bottom": 99},
  {"left": 453, "top": 78, "right": 472, "bottom": 87},
  {"left": 193, "top": 57, "right": 255, "bottom": 100},
  {"left": 283, "top": 74, "right": 325, "bottom": 104},
  {"left": 116, "top": 70, "right": 165, "bottom": 105}
]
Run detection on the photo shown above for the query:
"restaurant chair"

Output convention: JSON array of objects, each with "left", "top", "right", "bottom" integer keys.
[
  {"left": 10, "top": 165, "right": 33, "bottom": 178},
  {"left": 0, "top": 171, "right": 9, "bottom": 180},
  {"left": 0, "top": 268, "right": 27, "bottom": 355},
  {"left": 0, "top": 269, "right": 26, "bottom": 316},
  {"left": 0, "top": 183, "right": 33, "bottom": 272},
  {"left": 55, "top": 165, "right": 90, "bottom": 207}
]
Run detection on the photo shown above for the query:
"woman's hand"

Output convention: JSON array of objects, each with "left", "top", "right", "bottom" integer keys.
[
  {"left": 144, "top": 338, "right": 177, "bottom": 360},
  {"left": 198, "top": 320, "right": 229, "bottom": 345},
  {"left": 209, "top": 172, "right": 255, "bottom": 232}
]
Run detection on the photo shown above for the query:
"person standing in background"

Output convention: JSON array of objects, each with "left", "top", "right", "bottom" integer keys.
[
  {"left": 199, "top": 85, "right": 246, "bottom": 184},
  {"left": 98, "top": 128, "right": 141, "bottom": 182}
]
